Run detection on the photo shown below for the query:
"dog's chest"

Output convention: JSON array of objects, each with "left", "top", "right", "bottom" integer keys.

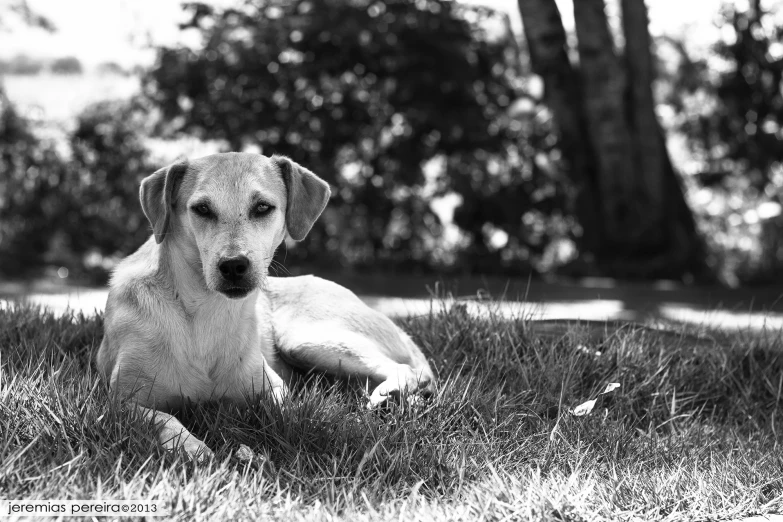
[{"left": 165, "top": 298, "right": 275, "bottom": 401}]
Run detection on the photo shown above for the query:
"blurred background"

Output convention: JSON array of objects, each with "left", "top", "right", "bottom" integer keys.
[{"left": 1, "top": 0, "right": 782, "bottom": 323}]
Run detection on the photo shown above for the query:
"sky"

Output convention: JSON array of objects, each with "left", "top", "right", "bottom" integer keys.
[{"left": 0, "top": 0, "right": 734, "bottom": 68}]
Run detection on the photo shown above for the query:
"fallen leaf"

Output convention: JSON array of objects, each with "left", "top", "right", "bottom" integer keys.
[
  {"left": 571, "top": 383, "right": 621, "bottom": 416},
  {"left": 572, "top": 399, "right": 597, "bottom": 416}
]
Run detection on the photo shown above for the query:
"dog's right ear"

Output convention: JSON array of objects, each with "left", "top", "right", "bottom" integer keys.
[
  {"left": 272, "top": 155, "right": 331, "bottom": 241},
  {"left": 139, "top": 161, "right": 188, "bottom": 244}
]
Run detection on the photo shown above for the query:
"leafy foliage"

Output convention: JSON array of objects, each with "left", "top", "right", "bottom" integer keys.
[
  {"left": 0, "top": 54, "right": 45, "bottom": 75},
  {"left": 144, "top": 0, "right": 566, "bottom": 272},
  {"left": 58, "top": 98, "right": 156, "bottom": 278},
  {"left": 50, "top": 56, "right": 83, "bottom": 75},
  {"left": 671, "top": 2, "right": 783, "bottom": 190},
  {"left": 0, "top": 0, "right": 56, "bottom": 33},
  {"left": 0, "top": 87, "right": 65, "bottom": 277},
  {"left": 0, "top": 92, "right": 155, "bottom": 281},
  {"left": 662, "top": 1, "right": 783, "bottom": 284},
  {"left": 2, "top": 0, "right": 781, "bottom": 283}
]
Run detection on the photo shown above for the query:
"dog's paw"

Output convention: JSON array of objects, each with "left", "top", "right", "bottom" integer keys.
[
  {"left": 367, "top": 365, "right": 434, "bottom": 409},
  {"left": 270, "top": 385, "right": 289, "bottom": 405},
  {"left": 265, "top": 385, "right": 291, "bottom": 414}
]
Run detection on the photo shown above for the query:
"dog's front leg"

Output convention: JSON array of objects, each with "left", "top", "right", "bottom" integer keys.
[
  {"left": 136, "top": 405, "right": 214, "bottom": 462},
  {"left": 247, "top": 355, "right": 290, "bottom": 406}
]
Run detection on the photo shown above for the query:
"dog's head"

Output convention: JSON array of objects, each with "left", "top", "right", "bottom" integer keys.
[{"left": 139, "top": 153, "right": 330, "bottom": 299}]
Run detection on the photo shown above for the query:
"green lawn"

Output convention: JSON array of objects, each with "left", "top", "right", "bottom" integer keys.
[{"left": 1, "top": 302, "right": 782, "bottom": 521}]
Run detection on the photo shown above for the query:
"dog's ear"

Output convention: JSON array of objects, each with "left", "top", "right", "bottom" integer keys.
[
  {"left": 139, "top": 160, "right": 188, "bottom": 244},
  {"left": 273, "top": 156, "right": 331, "bottom": 241}
]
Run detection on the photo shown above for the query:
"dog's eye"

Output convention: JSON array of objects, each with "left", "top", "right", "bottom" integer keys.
[
  {"left": 254, "top": 203, "right": 272, "bottom": 216},
  {"left": 192, "top": 203, "right": 212, "bottom": 217}
]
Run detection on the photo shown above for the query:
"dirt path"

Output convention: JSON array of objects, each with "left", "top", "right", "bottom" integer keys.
[{"left": 2, "top": 285, "right": 782, "bottom": 333}]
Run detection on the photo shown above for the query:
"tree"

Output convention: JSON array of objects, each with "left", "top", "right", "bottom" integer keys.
[
  {"left": 0, "top": 0, "right": 65, "bottom": 278},
  {"left": 519, "top": 0, "right": 710, "bottom": 280},
  {"left": 0, "top": 1, "right": 55, "bottom": 33},
  {"left": 683, "top": 0, "right": 783, "bottom": 190},
  {"left": 662, "top": 0, "right": 783, "bottom": 284},
  {"left": 516, "top": 0, "right": 603, "bottom": 257},
  {"left": 50, "top": 56, "right": 83, "bottom": 75},
  {"left": 0, "top": 90, "right": 66, "bottom": 277},
  {"left": 60, "top": 99, "right": 156, "bottom": 276}
]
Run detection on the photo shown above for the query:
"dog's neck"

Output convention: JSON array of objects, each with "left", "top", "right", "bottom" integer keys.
[{"left": 157, "top": 237, "right": 255, "bottom": 317}]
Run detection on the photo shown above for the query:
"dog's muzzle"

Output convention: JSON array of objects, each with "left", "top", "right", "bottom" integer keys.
[{"left": 217, "top": 256, "right": 254, "bottom": 298}]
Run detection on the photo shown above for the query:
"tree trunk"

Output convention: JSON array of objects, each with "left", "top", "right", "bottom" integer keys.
[
  {"left": 621, "top": 0, "right": 667, "bottom": 252},
  {"left": 516, "top": 0, "right": 604, "bottom": 256},
  {"left": 572, "top": 0, "right": 640, "bottom": 251},
  {"left": 620, "top": 0, "right": 710, "bottom": 278},
  {"left": 518, "top": 0, "right": 714, "bottom": 280}
]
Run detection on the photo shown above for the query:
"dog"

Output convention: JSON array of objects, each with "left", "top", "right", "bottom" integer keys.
[{"left": 96, "top": 153, "right": 436, "bottom": 461}]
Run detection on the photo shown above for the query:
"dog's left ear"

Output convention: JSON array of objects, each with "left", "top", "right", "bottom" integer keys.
[
  {"left": 139, "top": 160, "right": 189, "bottom": 244},
  {"left": 273, "top": 156, "right": 331, "bottom": 241}
]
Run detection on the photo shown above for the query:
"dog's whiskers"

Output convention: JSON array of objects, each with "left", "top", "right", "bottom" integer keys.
[{"left": 270, "top": 260, "right": 291, "bottom": 277}]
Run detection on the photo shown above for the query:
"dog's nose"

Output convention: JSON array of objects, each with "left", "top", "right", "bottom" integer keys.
[{"left": 218, "top": 256, "right": 250, "bottom": 283}]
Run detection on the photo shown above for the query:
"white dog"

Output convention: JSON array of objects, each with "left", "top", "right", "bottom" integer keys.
[{"left": 96, "top": 153, "right": 435, "bottom": 460}]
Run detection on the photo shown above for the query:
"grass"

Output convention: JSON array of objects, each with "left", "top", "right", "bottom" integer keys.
[{"left": 1, "top": 301, "right": 783, "bottom": 521}]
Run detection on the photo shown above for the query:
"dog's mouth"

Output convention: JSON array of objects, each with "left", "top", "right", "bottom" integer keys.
[{"left": 220, "top": 287, "right": 252, "bottom": 299}]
